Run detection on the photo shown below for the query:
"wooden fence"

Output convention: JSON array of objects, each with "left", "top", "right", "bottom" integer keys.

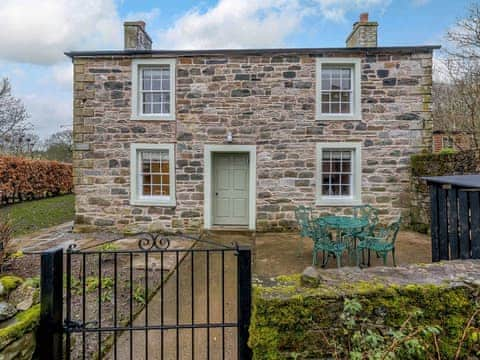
[{"left": 426, "top": 176, "right": 480, "bottom": 262}]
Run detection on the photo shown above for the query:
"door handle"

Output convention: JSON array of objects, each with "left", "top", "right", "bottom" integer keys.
[{"left": 215, "top": 192, "right": 219, "bottom": 196}]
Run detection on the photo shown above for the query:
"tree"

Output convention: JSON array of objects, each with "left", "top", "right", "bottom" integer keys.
[
  {"left": 0, "top": 78, "right": 32, "bottom": 153},
  {"left": 41, "top": 129, "right": 73, "bottom": 163},
  {"left": 433, "top": 3, "right": 480, "bottom": 150}
]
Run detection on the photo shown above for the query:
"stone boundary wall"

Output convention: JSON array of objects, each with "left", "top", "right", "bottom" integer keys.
[
  {"left": 409, "top": 150, "right": 480, "bottom": 233},
  {"left": 0, "top": 276, "right": 40, "bottom": 360},
  {"left": 250, "top": 261, "right": 480, "bottom": 359}
]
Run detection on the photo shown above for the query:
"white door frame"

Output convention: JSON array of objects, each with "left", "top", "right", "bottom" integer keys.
[{"left": 204, "top": 145, "right": 256, "bottom": 230}]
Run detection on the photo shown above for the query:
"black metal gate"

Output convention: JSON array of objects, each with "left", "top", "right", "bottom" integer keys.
[{"left": 38, "top": 233, "right": 252, "bottom": 360}]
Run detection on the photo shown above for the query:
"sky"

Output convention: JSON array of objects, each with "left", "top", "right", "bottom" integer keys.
[{"left": 0, "top": 0, "right": 472, "bottom": 139}]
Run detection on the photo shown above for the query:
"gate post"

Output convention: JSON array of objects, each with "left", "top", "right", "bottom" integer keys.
[
  {"left": 39, "top": 247, "right": 64, "bottom": 360},
  {"left": 237, "top": 245, "right": 252, "bottom": 360}
]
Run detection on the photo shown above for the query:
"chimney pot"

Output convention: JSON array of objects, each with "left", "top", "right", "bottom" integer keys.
[
  {"left": 124, "top": 21, "right": 152, "bottom": 51},
  {"left": 360, "top": 13, "right": 369, "bottom": 23}
]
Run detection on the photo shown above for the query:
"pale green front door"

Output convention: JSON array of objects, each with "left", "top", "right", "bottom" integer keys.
[{"left": 213, "top": 153, "right": 249, "bottom": 226}]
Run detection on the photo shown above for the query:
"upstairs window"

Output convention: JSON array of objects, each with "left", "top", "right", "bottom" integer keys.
[
  {"left": 130, "top": 144, "right": 176, "bottom": 206},
  {"left": 316, "top": 142, "right": 362, "bottom": 206},
  {"left": 316, "top": 58, "right": 361, "bottom": 121},
  {"left": 131, "top": 59, "right": 175, "bottom": 120}
]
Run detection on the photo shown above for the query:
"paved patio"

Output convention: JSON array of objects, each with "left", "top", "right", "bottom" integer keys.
[{"left": 206, "top": 230, "right": 431, "bottom": 278}]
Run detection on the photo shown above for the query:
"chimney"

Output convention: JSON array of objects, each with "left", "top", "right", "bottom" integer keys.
[
  {"left": 346, "top": 13, "right": 378, "bottom": 48},
  {"left": 124, "top": 21, "right": 152, "bottom": 50}
]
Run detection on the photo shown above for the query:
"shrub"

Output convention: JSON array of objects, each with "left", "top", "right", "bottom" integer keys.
[
  {"left": 0, "top": 156, "right": 72, "bottom": 205},
  {"left": 439, "top": 147, "right": 457, "bottom": 155}
]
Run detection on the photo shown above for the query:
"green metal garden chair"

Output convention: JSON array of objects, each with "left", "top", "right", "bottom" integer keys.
[
  {"left": 351, "top": 204, "right": 379, "bottom": 237},
  {"left": 356, "top": 217, "right": 402, "bottom": 267},
  {"left": 312, "top": 218, "right": 347, "bottom": 268},
  {"left": 294, "top": 206, "right": 313, "bottom": 257},
  {"left": 341, "top": 205, "right": 379, "bottom": 258}
]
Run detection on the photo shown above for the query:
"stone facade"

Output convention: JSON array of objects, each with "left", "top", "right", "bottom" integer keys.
[{"left": 72, "top": 48, "right": 434, "bottom": 232}]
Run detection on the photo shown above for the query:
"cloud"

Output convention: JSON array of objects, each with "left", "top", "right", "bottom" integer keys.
[
  {"left": 159, "top": 0, "right": 306, "bottom": 49},
  {"left": 50, "top": 62, "right": 73, "bottom": 90},
  {"left": 22, "top": 92, "right": 72, "bottom": 138},
  {"left": 125, "top": 8, "right": 161, "bottom": 24},
  {"left": 313, "top": 0, "right": 390, "bottom": 22},
  {"left": 158, "top": 0, "right": 390, "bottom": 49},
  {"left": 0, "top": 0, "right": 122, "bottom": 65}
]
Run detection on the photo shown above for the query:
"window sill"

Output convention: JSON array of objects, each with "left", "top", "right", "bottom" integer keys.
[
  {"left": 130, "top": 199, "right": 176, "bottom": 207},
  {"left": 130, "top": 115, "right": 176, "bottom": 121},
  {"left": 316, "top": 198, "right": 362, "bottom": 207},
  {"left": 315, "top": 115, "right": 362, "bottom": 121}
]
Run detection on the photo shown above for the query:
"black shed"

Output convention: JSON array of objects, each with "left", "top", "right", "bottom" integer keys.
[{"left": 424, "top": 175, "right": 480, "bottom": 262}]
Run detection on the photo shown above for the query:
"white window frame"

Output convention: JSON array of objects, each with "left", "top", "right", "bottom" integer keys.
[
  {"left": 130, "top": 143, "right": 176, "bottom": 206},
  {"left": 131, "top": 59, "right": 176, "bottom": 121},
  {"left": 316, "top": 142, "right": 362, "bottom": 206},
  {"left": 316, "top": 58, "right": 362, "bottom": 121}
]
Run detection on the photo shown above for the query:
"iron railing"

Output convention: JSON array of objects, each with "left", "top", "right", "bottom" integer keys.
[{"left": 38, "top": 232, "right": 252, "bottom": 360}]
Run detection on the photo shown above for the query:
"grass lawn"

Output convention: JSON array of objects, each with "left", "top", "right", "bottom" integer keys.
[{"left": 0, "top": 194, "right": 75, "bottom": 236}]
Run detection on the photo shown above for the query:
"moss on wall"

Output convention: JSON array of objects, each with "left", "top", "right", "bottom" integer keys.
[
  {"left": 0, "top": 304, "right": 40, "bottom": 350},
  {"left": 250, "top": 276, "right": 478, "bottom": 359}
]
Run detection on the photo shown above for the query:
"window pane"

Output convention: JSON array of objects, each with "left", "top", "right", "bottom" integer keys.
[
  {"left": 161, "top": 184, "right": 170, "bottom": 196},
  {"left": 321, "top": 93, "right": 330, "bottom": 102},
  {"left": 322, "top": 162, "right": 330, "bottom": 172},
  {"left": 341, "top": 103, "right": 350, "bottom": 114},
  {"left": 152, "top": 79, "right": 162, "bottom": 90},
  {"left": 340, "top": 174, "right": 351, "bottom": 184},
  {"left": 332, "top": 78, "right": 341, "bottom": 90},
  {"left": 162, "top": 103, "right": 170, "bottom": 113},
  {"left": 321, "top": 103, "right": 330, "bottom": 113},
  {"left": 341, "top": 78, "right": 351, "bottom": 90},
  {"left": 143, "top": 93, "right": 153, "bottom": 102},
  {"left": 142, "top": 103, "right": 152, "bottom": 114},
  {"left": 153, "top": 103, "right": 162, "bottom": 114},
  {"left": 142, "top": 78, "right": 151, "bottom": 90},
  {"left": 152, "top": 186, "right": 162, "bottom": 196},
  {"left": 162, "top": 174, "right": 170, "bottom": 185},
  {"left": 340, "top": 185, "right": 351, "bottom": 196},
  {"left": 331, "top": 93, "right": 340, "bottom": 101},
  {"left": 143, "top": 175, "right": 151, "bottom": 185},
  {"left": 162, "top": 79, "right": 170, "bottom": 90},
  {"left": 331, "top": 103, "right": 340, "bottom": 113},
  {"left": 142, "top": 185, "right": 151, "bottom": 195},
  {"left": 341, "top": 92, "right": 350, "bottom": 102}
]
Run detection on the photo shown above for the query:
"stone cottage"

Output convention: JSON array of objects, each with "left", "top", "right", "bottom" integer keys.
[{"left": 66, "top": 14, "right": 439, "bottom": 232}]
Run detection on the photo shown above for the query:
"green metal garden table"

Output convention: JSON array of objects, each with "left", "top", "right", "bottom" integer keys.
[{"left": 321, "top": 215, "right": 369, "bottom": 264}]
